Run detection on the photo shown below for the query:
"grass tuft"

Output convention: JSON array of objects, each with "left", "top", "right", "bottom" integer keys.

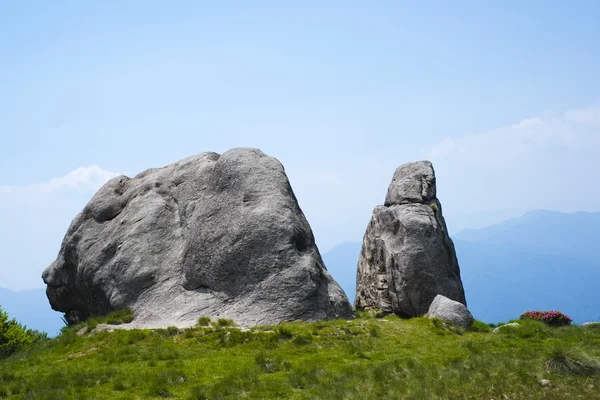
[
  {"left": 215, "top": 318, "right": 235, "bottom": 327},
  {"left": 545, "top": 348, "right": 600, "bottom": 376},
  {"left": 469, "top": 320, "right": 492, "bottom": 333}
]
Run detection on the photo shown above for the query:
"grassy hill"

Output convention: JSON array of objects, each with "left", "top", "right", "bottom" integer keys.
[{"left": 2, "top": 310, "right": 600, "bottom": 399}]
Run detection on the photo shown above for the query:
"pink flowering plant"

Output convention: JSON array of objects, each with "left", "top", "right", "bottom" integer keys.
[{"left": 519, "top": 310, "right": 572, "bottom": 327}]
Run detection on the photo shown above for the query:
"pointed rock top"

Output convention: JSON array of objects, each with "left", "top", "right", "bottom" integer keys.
[{"left": 384, "top": 160, "right": 436, "bottom": 206}]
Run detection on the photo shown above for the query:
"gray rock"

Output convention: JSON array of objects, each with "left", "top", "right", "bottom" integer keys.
[
  {"left": 42, "top": 148, "right": 353, "bottom": 329},
  {"left": 426, "top": 295, "right": 474, "bottom": 328},
  {"left": 384, "top": 161, "right": 436, "bottom": 206},
  {"left": 355, "top": 161, "right": 466, "bottom": 317},
  {"left": 492, "top": 322, "right": 520, "bottom": 333},
  {"left": 582, "top": 322, "right": 600, "bottom": 328},
  {"left": 76, "top": 327, "right": 88, "bottom": 336}
]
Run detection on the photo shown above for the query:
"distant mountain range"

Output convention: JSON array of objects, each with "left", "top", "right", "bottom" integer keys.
[
  {"left": 2, "top": 209, "right": 598, "bottom": 334},
  {"left": 323, "top": 210, "right": 600, "bottom": 324}
]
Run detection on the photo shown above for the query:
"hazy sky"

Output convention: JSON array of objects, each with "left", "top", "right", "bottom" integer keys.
[{"left": 2, "top": 1, "right": 599, "bottom": 289}]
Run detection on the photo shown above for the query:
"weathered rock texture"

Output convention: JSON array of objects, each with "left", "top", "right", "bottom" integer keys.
[
  {"left": 354, "top": 161, "right": 466, "bottom": 317},
  {"left": 582, "top": 322, "right": 600, "bottom": 328},
  {"left": 492, "top": 322, "right": 520, "bottom": 333},
  {"left": 426, "top": 295, "right": 473, "bottom": 328},
  {"left": 42, "top": 148, "right": 353, "bottom": 328}
]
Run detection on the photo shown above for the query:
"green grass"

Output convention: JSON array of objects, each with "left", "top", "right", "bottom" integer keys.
[
  {"left": 70, "top": 307, "right": 135, "bottom": 332},
  {"left": 1, "top": 313, "right": 600, "bottom": 399}
]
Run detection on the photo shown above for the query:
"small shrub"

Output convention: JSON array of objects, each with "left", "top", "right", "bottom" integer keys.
[
  {"left": 191, "top": 368, "right": 258, "bottom": 398},
  {"left": 107, "top": 308, "right": 134, "bottom": 325},
  {"left": 112, "top": 379, "right": 126, "bottom": 391},
  {"left": 276, "top": 326, "right": 293, "bottom": 340},
  {"left": 520, "top": 310, "right": 572, "bottom": 326},
  {"left": 449, "top": 325, "right": 466, "bottom": 335},
  {"left": 312, "top": 321, "right": 327, "bottom": 330},
  {"left": 197, "top": 317, "right": 211, "bottom": 327},
  {"left": 124, "top": 330, "right": 150, "bottom": 344},
  {"left": 216, "top": 319, "right": 234, "bottom": 327},
  {"left": 469, "top": 320, "right": 492, "bottom": 333},
  {"left": 291, "top": 333, "right": 313, "bottom": 345},
  {"left": 429, "top": 317, "right": 449, "bottom": 335},
  {"left": 583, "top": 323, "right": 600, "bottom": 332},
  {"left": 254, "top": 351, "right": 291, "bottom": 373},
  {"left": 354, "top": 310, "right": 375, "bottom": 319},
  {"left": 288, "top": 366, "right": 325, "bottom": 389},
  {"left": 183, "top": 329, "right": 196, "bottom": 339},
  {"left": 0, "top": 306, "right": 48, "bottom": 359},
  {"left": 545, "top": 348, "right": 600, "bottom": 376},
  {"left": 166, "top": 326, "right": 180, "bottom": 336},
  {"left": 344, "top": 339, "right": 371, "bottom": 359},
  {"left": 502, "top": 320, "right": 551, "bottom": 339},
  {"left": 86, "top": 319, "right": 99, "bottom": 330},
  {"left": 188, "top": 385, "right": 210, "bottom": 399},
  {"left": 148, "top": 385, "right": 171, "bottom": 398},
  {"left": 368, "top": 325, "right": 381, "bottom": 337},
  {"left": 81, "top": 307, "right": 134, "bottom": 329}
]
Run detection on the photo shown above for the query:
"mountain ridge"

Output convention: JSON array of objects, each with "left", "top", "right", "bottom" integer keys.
[{"left": 322, "top": 209, "right": 600, "bottom": 324}]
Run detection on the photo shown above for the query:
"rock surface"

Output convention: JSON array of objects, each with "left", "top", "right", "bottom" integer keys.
[
  {"left": 354, "top": 161, "right": 466, "bottom": 317},
  {"left": 582, "top": 322, "right": 600, "bottom": 328},
  {"left": 426, "top": 295, "right": 474, "bottom": 328},
  {"left": 492, "top": 322, "right": 520, "bottom": 333},
  {"left": 42, "top": 148, "right": 353, "bottom": 328}
]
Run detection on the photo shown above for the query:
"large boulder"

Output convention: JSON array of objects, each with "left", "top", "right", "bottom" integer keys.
[
  {"left": 42, "top": 148, "right": 353, "bottom": 328},
  {"left": 426, "top": 295, "right": 474, "bottom": 328},
  {"left": 354, "top": 161, "right": 466, "bottom": 317}
]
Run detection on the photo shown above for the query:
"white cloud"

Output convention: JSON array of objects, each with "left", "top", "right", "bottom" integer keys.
[
  {"left": 0, "top": 166, "right": 119, "bottom": 196},
  {"left": 565, "top": 103, "right": 600, "bottom": 125},
  {"left": 512, "top": 117, "right": 543, "bottom": 129},
  {"left": 0, "top": 166, "right": 118, "bottom": 290},
  {"left": 428, "top": 103, "right": 600, "bottom": 229}
]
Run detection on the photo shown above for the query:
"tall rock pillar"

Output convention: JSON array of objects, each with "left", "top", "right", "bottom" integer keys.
[{"left": 354, "top": 161, "right": 466, "bottom": 317}]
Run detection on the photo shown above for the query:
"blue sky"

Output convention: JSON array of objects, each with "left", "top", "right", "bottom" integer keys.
[{"left": 1, "top": 1, "right": 599, "bottom": 289}]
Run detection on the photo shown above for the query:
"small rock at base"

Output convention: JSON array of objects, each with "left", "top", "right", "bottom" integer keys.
[
  {"left": 76, "top": 327, "right": 88, "bottom": 336},
  {"left": 582, "top": 322, "right": 600, "bottom": 327},
  {"left": 426, "top": 295, "right": 474, "bottom": 329},
  {"left": 492, "top": 322, "right": 520, "bottom": 333}
]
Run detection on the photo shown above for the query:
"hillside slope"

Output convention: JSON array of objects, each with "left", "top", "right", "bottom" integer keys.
[{"left": 1, "top": 313, "right": 600, "bottom": 399}]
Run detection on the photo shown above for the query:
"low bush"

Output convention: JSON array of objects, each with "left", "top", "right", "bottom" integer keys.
[
  {"left": 276, "top": 326, "right": 293, "bottom": 339},
  {"left": 254, "top": 351, "right": 291, "bottom": 373},
  {"left": 545, "top": 347, "right": 600, "bottom": 376},
  {"left": 105, "top": 308, "right": 134, "bottom": 325},
  {"left": 81, "top": 307, "right": 134, "bottom": 330},
  {"left": 519, "top": 310, "right": 572, "bottom": 326},
  {"left": 0, "top": 306, "right": 48, "bottom": 359},
  {"left": 215, "top": 318, "right": 235, "bottom": 327},
  {"left": 469, "top": 320, "right": 492, "bottom": 333}
]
